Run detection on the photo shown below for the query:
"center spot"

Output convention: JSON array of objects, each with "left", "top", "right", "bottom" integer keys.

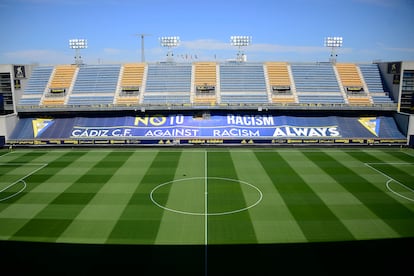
[{"left": 150, "top": 177, "right": 263, "bottom": 216}]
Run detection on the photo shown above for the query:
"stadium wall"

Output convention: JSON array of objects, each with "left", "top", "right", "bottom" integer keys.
[
  {"left": 408, "top": 114, "right": 414, "bottom": 138},
  {"left": 376, "top": 62, "right": 414, "bottom": 142},
  {"left": 0, "top": 113, "right": 18, "bottom": 140},
  {"left": 378, "top": 61, "right": 414, "bottom": 114},
  {"left": 0, "top": 64, "right": 32, "bottom": 113}
]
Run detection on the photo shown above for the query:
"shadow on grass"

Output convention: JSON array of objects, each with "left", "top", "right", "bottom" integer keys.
[{"left": 0, "top": 238, "right": 412, "bottom": 275}]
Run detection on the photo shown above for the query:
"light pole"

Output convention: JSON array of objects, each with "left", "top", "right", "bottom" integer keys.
[
  {"left": 324, "top": 36, "right": 343, "bottom": 64},
  {"left": 69, "top": 39, "right": 87, "bottom": 65},
  {"left": 159, "top": 36, "right": 180, "bottom": 62},
  {"left": 135, "top": 34, "right": 152, "bottom": 62},
  {"left": 230, "top": 35, "right": 252, "bottom": 62}
]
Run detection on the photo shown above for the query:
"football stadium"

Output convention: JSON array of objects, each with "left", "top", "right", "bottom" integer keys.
[{"left": 1, "top": 36, "right": 414, "bottom": 274}]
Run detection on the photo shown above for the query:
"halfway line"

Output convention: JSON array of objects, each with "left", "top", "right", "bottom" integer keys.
[
  {"left": 204, "top": 150, "right": 208, "bottom": 245},
  {"left": 204, "top": 150, "right": 208, "bottom": 276}
]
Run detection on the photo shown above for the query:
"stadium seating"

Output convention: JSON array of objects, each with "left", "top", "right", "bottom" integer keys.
[
  {"left": 143, "top": 63, "right": 192, "bottom": 104},
  {"left": 335, "top": 63, "right": 372, "bottom": 105},
  {"left": 265, "top": 62, "right": 297, "bottom": 104},
  {"left": 291, "top": 63, "right": 345, "bottom": 104},
  {"left": 67, "top": 65, "right": 120, "bottom": 106},
  {"left": 220, "top": 63, "right": 268, "bottom": 104},
  {"left": 193, "top": 62, "right": 217, "bottom": 105},
  {"left": 115, "top": 63, "right": 145, "bottom": 105},
  {"left": 42, "top": 65, "right": 78, "bottom": 106},
  {"left": 358, "top": 64, "right": 393, "bottom": 104},
  {"left": 16, "top": 61, "right": 397, "bottom": 109},
  {"left": 10, "top": 61, "right": 406, "bottom": 146},
  {"left": 18, "top": 66, "right": 53, "bottom": 106}
]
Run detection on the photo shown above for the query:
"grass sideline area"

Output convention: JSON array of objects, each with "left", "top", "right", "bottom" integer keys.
[{"left": 0, "top": 147, "right": 413, "bottom": 274}]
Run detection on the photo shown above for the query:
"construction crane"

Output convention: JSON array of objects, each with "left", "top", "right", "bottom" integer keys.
[{"left": 134, "top": 33, "right": 152, "bottom": 62}]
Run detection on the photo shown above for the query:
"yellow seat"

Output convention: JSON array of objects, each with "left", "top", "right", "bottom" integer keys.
[{"left": 194, "top": 62, "right": 217, "bottom": 104}]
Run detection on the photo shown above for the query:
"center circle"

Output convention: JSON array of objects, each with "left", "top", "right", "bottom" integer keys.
[{"left": 150, "top": 177, "right": 263, "bottom": 216}]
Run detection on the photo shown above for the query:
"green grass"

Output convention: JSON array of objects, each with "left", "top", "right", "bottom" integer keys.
[{"left": 0, "top": 148, "right": 413, "bottom": 245}]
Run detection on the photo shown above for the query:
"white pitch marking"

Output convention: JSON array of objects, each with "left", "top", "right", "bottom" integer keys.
[
  {"left": 364, "top": 163, "right": 414, "bottom": 202},
  {"left": 0, "top": 163, "right": 48, "bottom": 202},
  {"left": 149, "top": 177, "right": 263, "bottom": 216}
]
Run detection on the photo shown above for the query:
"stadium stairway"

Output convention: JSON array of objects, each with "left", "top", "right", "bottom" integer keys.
[
  {"left": 335, "top": 63, "right": 372, "bottom": 105},
  {"left": 193, "top": 62, "right": 218, "bottom": 105},
  {"left": 41, "top": 65, "right": 78, "bottom": 106},
  {"left": 114, "top": 63, "right": 146, "bottom": 105},
  {"left": 265, "top": 62, "right": 297, "bottom": 104}
]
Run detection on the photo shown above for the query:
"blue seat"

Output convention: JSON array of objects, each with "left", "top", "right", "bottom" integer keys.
[
  {"left": 18, "top": 66, "right": 53, "bottom": 106},
  {"left": 220, "top": 63, "right": 268, "bottom": 104}
]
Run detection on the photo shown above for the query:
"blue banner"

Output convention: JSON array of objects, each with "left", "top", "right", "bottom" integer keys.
[
  {"left": 9, "top": 114, "right": 406, "bottom": 140},
  {"left": 70, "top": 114, "right": 340, "bottom": 138}
]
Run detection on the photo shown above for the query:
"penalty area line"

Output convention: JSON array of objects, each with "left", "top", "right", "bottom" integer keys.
[
  {"left": 364, "top": 163, "right": 414, "bottom": 202},
  {"left": 0, "top": 163, "right": 48, "bottom": 202}
]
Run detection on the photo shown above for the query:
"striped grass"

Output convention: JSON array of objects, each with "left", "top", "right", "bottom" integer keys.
[{"left": 0, "top": 148, "right": 413, "bottom": 245}]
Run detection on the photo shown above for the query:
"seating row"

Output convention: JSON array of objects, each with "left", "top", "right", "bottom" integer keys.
[{"left": 17, "top": 62, "right": 394, "bottom": 107}]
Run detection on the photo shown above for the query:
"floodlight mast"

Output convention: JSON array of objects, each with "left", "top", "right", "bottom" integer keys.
[
  {"left": 135, "top": 33, "right": 152, "bottom": 62},
  {"left": 159, "top": 36, "right": 180, "bottom": 62},
  {"left": 230, "top": 36, "right": 251, "bottom": 62},
  {"left": 324, "top": 36, "right": 343, "bottom": 63},
  {"left": 69, "top": 39, "right": 87, "bottom": 65}
]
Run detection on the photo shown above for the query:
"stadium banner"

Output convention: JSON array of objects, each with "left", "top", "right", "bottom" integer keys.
[{"left": 8, "top": 114, "right": 407, "bottom": 142}]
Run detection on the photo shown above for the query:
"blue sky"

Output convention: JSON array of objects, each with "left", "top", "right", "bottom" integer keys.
[{"left": 0, "top": 0, "right": 413, "bottom": 65}]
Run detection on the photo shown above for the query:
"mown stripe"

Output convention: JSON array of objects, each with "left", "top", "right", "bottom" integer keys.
[
  {"left": 385, "top": 150, "right": 414, "bottom": 163},
  {"left": 230, "top": 151, "right": 308, "bottom": 243},
  {"left": 23, "top": 151, "right": 88, "bottom": 190},
  {"left": 13, "top": 151, "right": 133, "bottom": 241},
  {"left": 361, "top": 150, "right": 414, "bottom": 190},
  {"left": 108, "top": 151, "right": 181, "bottom": 244},
  {"left": 0, "top": 151, "right": 63, "bottom": 211},
  {"left": 207, "top": 151, "right": 257, "bottom": 244},
  {"left": 255, "top": 151, "right": 355, "bottom": 242},
  {"left": 0, "top": 151, "right": 89, "bottom": 238},
  {"left": 371, "top": 163, "right": 414, "bottom": 190},
  {"left": 153, "top": 151, "right": 205, "bottom": 244},
  {"left": 305, "top": 150, "right": 414, "bottom": 237},
  {"left": 7, "top": 151, "right": 49, "bottom": 163},
  {"left": 347, "top": 150, "right": 414, "bottom": 190}
]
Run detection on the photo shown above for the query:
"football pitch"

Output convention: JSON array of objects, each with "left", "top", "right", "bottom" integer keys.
[{"left": 1, "top": 147, "right": 413, "bottom": 246}]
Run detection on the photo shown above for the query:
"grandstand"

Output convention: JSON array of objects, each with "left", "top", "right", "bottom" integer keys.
[
  {"left": 15, "top": 61, "right": 398, "bottom": 110},
  {"left": 1, "top": 60, "right": 413, "bottom": 146},
  {"left": 0, "top": 58, "right": 414, "bottom": 275}
]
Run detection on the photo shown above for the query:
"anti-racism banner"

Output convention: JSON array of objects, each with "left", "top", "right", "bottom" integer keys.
[{"left": 9, "top": 114, "right": 406, "bottom": 140}]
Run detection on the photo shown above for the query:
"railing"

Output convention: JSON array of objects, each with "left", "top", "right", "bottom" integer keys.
[{"left": 16, "top": 101, "right": 398, "bottom": 113}]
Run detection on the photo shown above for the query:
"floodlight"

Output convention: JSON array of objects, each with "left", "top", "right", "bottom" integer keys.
[
  {"left": 230, "top": 35, "right": 252, "bottom": 47},
  {"left": 159, "top": 36, "right": 180, "bottom": 61},
  {"left": 324, "top": 36, "right": 343, "bottom": 48},
  {"left": 230, "top": 35, "right": 252, "bottom": 62},
  {"left": 69, "top": 38, "right": 87, "bottom": 65},
  {"left": 324, "top": 36, "right": 343, "bottom": 63},
  {"left": 159, "top": 36, "right": 180, "bottom": 48},
  {"left": 69, "top": 39, "right": 88, "bottom": 49}
]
